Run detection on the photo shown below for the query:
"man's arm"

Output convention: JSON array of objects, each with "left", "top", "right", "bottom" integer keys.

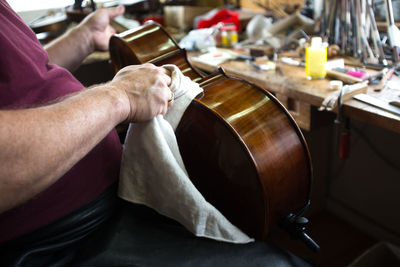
[
  {"left": 44, "top": 6, "right": 125, "bottom": 72},
  {"left": 0, "top": 63, "right": 172, "bottom": 214}
]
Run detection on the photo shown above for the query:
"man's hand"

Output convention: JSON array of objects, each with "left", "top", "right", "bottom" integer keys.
[
  {"left": 0, "top": 62, "right": 172, "bottom": 213},
  {"left": 110, "top": 63, "right": 173, "bottom": 122},
  {"left": 45, "top": 6, "right": 125, "bottom": 71},
  {"left": 80, "top": 5, "right": 125, "bottom": 52}
]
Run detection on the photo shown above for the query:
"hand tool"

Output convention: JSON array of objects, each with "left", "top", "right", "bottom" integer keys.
[{"left": 384, "top": 0, "right": 400, "bottom": 63}]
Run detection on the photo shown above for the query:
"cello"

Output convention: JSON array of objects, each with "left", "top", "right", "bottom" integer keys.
[{"left": 109, "top": 22, "right": 319, "bottom": 251}]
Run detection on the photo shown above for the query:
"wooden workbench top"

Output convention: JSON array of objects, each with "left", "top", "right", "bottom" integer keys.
[{"left": 189, "top": 53, "right": 400, "bottom": 134}]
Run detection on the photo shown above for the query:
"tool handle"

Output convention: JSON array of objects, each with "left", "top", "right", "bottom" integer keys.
[
  {"left": 340, "top": 131, "right": 350, "bottom": 159},
  {"left": 326, "top": 69, "right": 363, "bottom": 84}
]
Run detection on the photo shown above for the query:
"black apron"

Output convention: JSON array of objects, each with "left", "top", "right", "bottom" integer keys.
[{"left": 1, "top": 184, "right": 313, "bottom": 267}]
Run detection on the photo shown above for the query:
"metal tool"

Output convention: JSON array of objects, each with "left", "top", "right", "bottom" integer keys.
[
  {"left": 340, "top": 0, "right": 347, "bottom": 53},
  {"left": 374, "top": 67, "right": 394, "bottom": 91},
  {"left": 368, "top": 0, "right": 388, "bottom": 65},
  {"left": 280, "top": 57, "right": 305, "bottom": 67},
  {"left": 325, "top": 0, "right": 337, "bottom": 40},
  {"left": 335, "top": 85, "right": 351, "bottom": 159},
  {"left": 356, "top": 0, "right": 375, "bottom": 63},
  {"left": 247, "top": 60, "right": 272, "bottom": 71},
  {"left": 385, "top": 0, "right": 400, "bottom": 63},
  {"left": 353, "top": 93, "right": 400, "bottom": 116}
]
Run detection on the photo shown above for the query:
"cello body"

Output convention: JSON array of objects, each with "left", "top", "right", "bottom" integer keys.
[{"left": 109, "top": 22, "right": 313, "bottom": 240}]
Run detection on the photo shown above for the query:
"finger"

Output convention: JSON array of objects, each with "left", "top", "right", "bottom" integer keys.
[
  {"left": 107, "top": 5, "right": 125, "bottom": 19},
  {"left": 146, "top": 66, "right": 171, "bottom": 86},
  {"left": 142, "top": 62, "right": 155, "bottom": 68},
  {"left": 155, "top": 67, "right": 172, "bottom": 85},
  {"left": 168, "top": 89, "right": 174, "bottom": 103},
  {"left": 109, "top": 26, "right": 116, "bottom": 36},
  {"left": 168, "top": 96, "right": 174, "bottom": 107},
  {"left": 164, "top": 75, "right": 171, "bottom": 86},
  {"left": 158, "top": 66, "right": 171, "bottom": 76},
  {"left": 161, "top": 102, "right": 168, "bottom": 115}
]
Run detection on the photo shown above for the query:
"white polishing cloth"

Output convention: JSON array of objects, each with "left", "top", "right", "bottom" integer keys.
[{"left": 118, "top": 64, "right": 253, "bottom": 243}]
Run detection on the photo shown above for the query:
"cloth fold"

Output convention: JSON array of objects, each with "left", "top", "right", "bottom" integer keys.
[{"left": 118, "top": 64, "right": 253, "bottom": 244}]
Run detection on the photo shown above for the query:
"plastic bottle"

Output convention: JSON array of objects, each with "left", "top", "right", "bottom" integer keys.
[
  {"left": 305, "top": 37, "right": 327, "bottom": 80},
  {"left": 218, "top": 24, "right": 238, "bottom": 47},
  {"left": 226, "top": 24, "right": 238, "bottom": 46},
  {"left": 220, "top": 28, "right": 228, "bottom": 47}
]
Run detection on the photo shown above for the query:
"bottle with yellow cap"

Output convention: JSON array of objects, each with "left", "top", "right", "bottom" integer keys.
[{"left": 305, "top": 37, "right": 327, "bottom": 80}]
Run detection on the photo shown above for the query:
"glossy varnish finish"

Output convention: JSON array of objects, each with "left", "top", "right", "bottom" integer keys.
[
  {"left": 109, "top": 22, "right": 313, "bottom": 240},
  {"left": 109, "top": 23, "right": 202, "bottom": 81}
]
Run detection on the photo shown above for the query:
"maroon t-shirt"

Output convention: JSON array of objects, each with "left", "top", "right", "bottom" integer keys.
[{"left": 0, "top": 0, "right": 122, "bottom": 242}]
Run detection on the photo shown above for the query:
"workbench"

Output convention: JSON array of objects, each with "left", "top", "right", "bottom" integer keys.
[
  {"left": 76, "top": 47, "right": 400, "bottom": 246},
  {"left": 189, "top": 52, "right": 400, "bottom": 134}
]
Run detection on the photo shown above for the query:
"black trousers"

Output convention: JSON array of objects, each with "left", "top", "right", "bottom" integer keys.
[{"left": 1, "top": 185, "right": 313, "bottom": 267}]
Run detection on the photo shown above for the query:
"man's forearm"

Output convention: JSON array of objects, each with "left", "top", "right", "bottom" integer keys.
[
  {"left": 44, "top": 24, "right": 94, "bottom": 72},
  {"left": 0, "top": 84, "right": 128, "bottom": 213}
]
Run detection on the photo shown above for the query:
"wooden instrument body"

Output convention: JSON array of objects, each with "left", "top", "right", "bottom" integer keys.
[
  {"left": 29, "top": 13, "right": 68, "bottom": 34},
  {"left": 109, "top": 22, "right": 313, "bottom": 240}
]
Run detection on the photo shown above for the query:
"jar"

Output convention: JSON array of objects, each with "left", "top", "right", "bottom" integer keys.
[{"left": 217, "top": 24, "right": 238, "bottom": 48}]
